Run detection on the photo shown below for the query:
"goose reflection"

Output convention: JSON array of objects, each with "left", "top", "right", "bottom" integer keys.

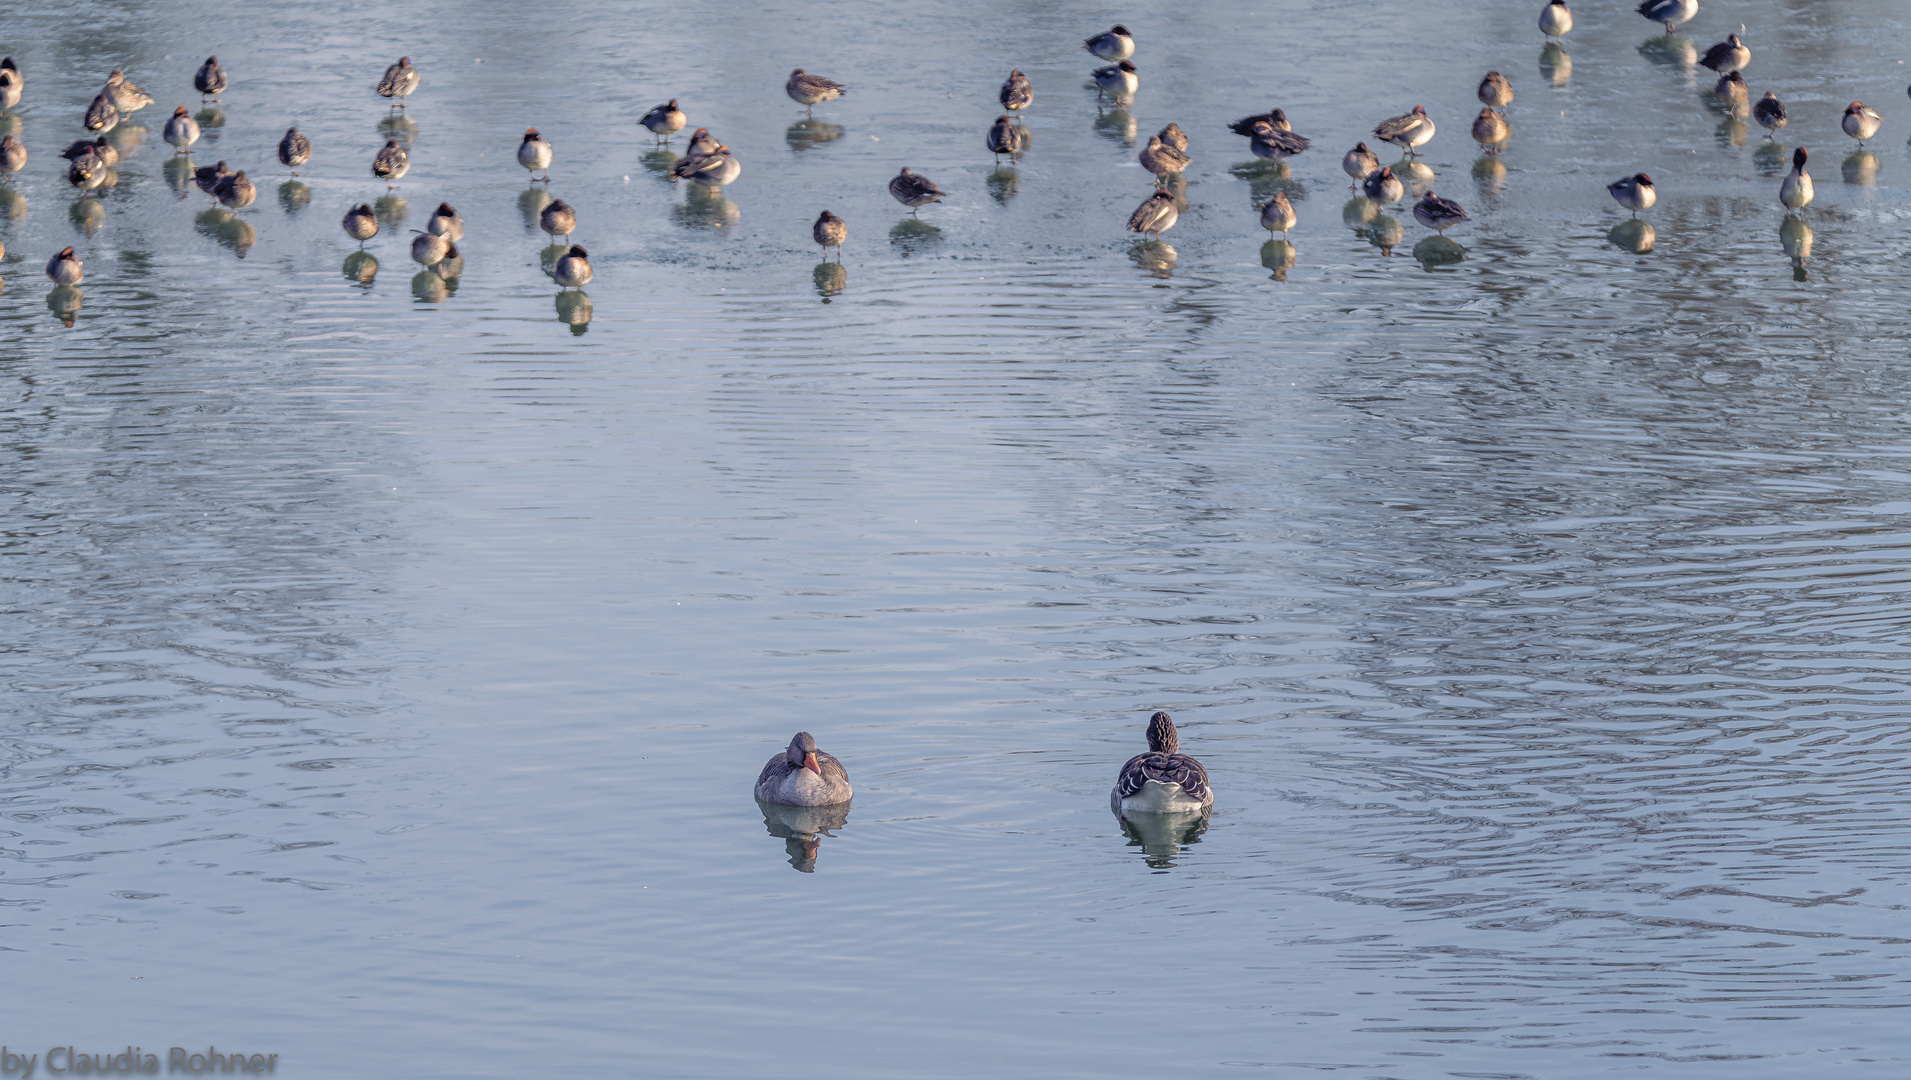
[
  {"left": 538, "top": 243, "right": 572, "bottom": 276},
  {"left": 194, "top": 105, "right": 225, "bottom": 134},
  {"left": 1780, "top": 216, "right": 1812, "bottom": 280},
  {"left": 1539, "top": 42, "right": 1572, "bottom": 86},
  {"left": 1342, "top": 196, "right": 1379, "bottom": 226},
  {"left": 278, "top": 179, "right": 310, "bottom": 213},
  {"left": 1714, "top": 116, "right": 1747, "bottom": 147},
  {"left": 1413, "top": 234, "right": 1466, "bottom": 269},
  {"left": 1842, "top": 150, "right": 1879, "bottom": 186},
  {"left": 1116, "top": 808, "right": 1209, "bottom": 869},
  {"left": 1130, "top": 239, "right": 1175, "bottom": 276},
  {"left": 69, "top": 198, "right": 105, "bottom": 237},
  {"left": 1093, "top": 107, "right": 1136, "bottom": 147},
  {"left": 0, "top": 112, "right": 20, "bottom": 139},
  {"left": 375, "top": 194, "right": 408, "bottom": 226},
  {"left": 786, "top": 117, "right": 844, "bottom": 151},
  {"left": 555, "top": 290, "right": 592, "bottom": 334},
  {"left": 1396, "top": 161, "right": 1436, "bottom": 195},
  {"left": 1638, "top": 33, "right": 1697, "bottom": 66},
  {"left": 987, "top": 165, "right": 1019, "bottom": 204},
  {"left": 47, "top": 284, "right": 82, "bottom": 327},
  {"left": 1260, "top": 238, "right": 1297, "bottom": 281},
  {"left": 410, "top": 269, "right": 453, "bottom": 302},
  {"left": 674, "top": 182, "right": 740, "bottom": 232},
  {"left": 640, "top": 148, "right": 679, "bottom": 177},
  {"left": 813, "top": 261, "right": 846, "bottom": 299},
  {"left": 1608, "top": 218, "right": 1655, "bottom": 253},
  {"left": 162, "top": 156, "right": 195, "bottom": 197},
  {"left": 0, "top": 186, "right": 24, "bottom": 220},
  {"left": 1752, "top": 140, "right": 1786, "bottom": 177},
  {"left": 194, "top": 207, "right": 255, "bottom": 257},
  {"left": 106, "top": 125, "right": 146, "bottom": 153},
  {"left": 378, "top": 113, "right": 417, "bottom": 146},
  {"left": 1363, "top": 213, "right": 1404, "bottom": 255},
  {"left": 1230, "top": 159, "right": 1304, "bottom": 207},
  {"left": 1472, "top": 155, "right": 1508, "bottom": 196},
  {"left": 518, "top": 185, "right": 553, "bottom": 231},
  {"left": 759, "top": 800, "right": 850, "bottom": 873},
  {"left": 341, "top": 250, "right": 378, "bottom": 285},
  {"left": 889, "top": 216, "right": 941, "bottom": 256}
]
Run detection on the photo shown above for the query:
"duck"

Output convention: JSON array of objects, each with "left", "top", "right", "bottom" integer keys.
[
  {"left": 754, "top": 732, "right": 852, "bottom": 807},
  {"left": 1259, "top": 191, "right": 1296, "bottom": 237},
  {"left": 1714, "top": 71, "right": 1748, "bottom": 107},
  {"left": 378, "top": 57, "right": 419, "bottom": 107},
  {"left": 1342, "top": 142, "right": 1380, "bottom": 188},
  {"left": 1752, "top": 92, "right": 1787, "bottom": 137},
  {"left": 103, "top": 69, "right": 153, "bottom": 113},
  {"left": 1000, "top": 69, "right": 1033, "bottom": 113},
  {"left": 540, "top": 198, "right": 577, "bottom": 241},
  {"left": 786, "top": 69, "right": 846, "bottom": 114},
  {"left": 1092, "top": 60, "right": 1138, "bottom": 102},
  {"left": 1157, "top": 122, "right": 1188, "bottom": 153},
  {"left": 1111, "top": 712, "right": 1212, "bottom": 814},
  {"left": 812, "top": 209, "right": 847, "bottom": 258},
  {"left": 278, "top": 127, "right": 311, "bottom": 173},
  {"left": 1373, "top": 104, "right": 1434, "bottom": 156},
  {"left": 1126, "top": 189, "right": 1177, "bottom": 239},
  {"left": 1539, "top": 0, "right": 1573, "bottom": 40},
  {"left": 45, "top": 246, "right": 83, "bottom": 285},
  {"left": 1137, "top": 134, "right": 1190, "bottom": 184},
  {"left": 1363, "top": 165, "right": 1404, "bottom": 204},
  {"left": 986, "top": 115, "right": 1021, "bottom": 160},
  {"left": 1780, "top": 146, "right": 1812, "bottom": 211},
  {"left": 671, "top": 143, "right": 740, "bottom": 185},
  {"left": 888, "top": 166, "right": 942, "bottom": 212},
  {"left": 214, "top": 170, "right": 255, "bottom": 208},
  {"left": 194, "top": 56, "right": 226, "bottom": 100},
  {"left": 193, "top": 160, "right": 232, "bottom": 195},
  {"left": 1477, "top": 71, "right": 1513, "bottom": 111},
  {"left": 0, "top": 67, "right": 18, "bottom": 111},
  {"left": 410, "top": 230, "right": 454, "bottom": 267},
  {"left": 1249, "top": 120, "right": 1309, "bottom": 159},
  {"left": 1607, "top": 173, "right": 1656, "bottom": 216},
  {"left": 372, "top": 139, "right": 409, "bottom": 187},
  {"left": 66, "top": 147, "right": 107, "bottom": 188},
  {"left": 341, "top": 204, "right": 378, "bottom": 246},
  {"left": 1084, "top": 25, "right": 1135, "bottom": 62},
  {"left": 60, "top": 137, "right": 118, "bottom": 168},
  {"left": 1699, "top": 33, "right": 1750, "bottom": 74},
  {"left": 641, "top": 99, "right": 686, "bottom": 143},
  {"left": 163, "top": 106, "right": 199, "bottom": 153},
  {"left": 427, "top": 202, "right": 464, "bottom": 241},
  {"left": 1, "top": 57, "right": 21, "bottom": 92},
  {"left": 1228, "top": 106, "right": 1295, "bottom": 137},
  {"left": 1471, "top": 107, "right": 1510, "bottom": 150},
  {"left": 1842, "top": 101, "right": 1882, "bottom": 145},
  {"left": 1637, "top": 0, "right": 1697, "bottom": 32},
  {"left": 554, "top": 245, "right": 592, "bottom": 289},
  {"left": 1413, "top": 190, "right": 1470, "bottom": 233},
  {"left": 517, "top": 128, "right": 553, "bottom": 182},
  {"left": 682, "top": 127, "right": 718, "bottom": 158},
  {"left": 83, "top": 92, "right": 119, "bottom": 133}
]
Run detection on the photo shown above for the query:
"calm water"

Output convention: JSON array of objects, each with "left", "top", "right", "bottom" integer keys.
[{"left": 7, "top": 0, "right": 1911, "bottom": 1076}]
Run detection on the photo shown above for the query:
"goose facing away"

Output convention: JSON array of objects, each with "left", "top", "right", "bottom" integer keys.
[
  {"left": 278, "top": 127, "right": 311, "bottom": 172},
  {"left": 1112, "top": 712, "right": 1212, "bottom": 814},
  {"left": 194, "top": 56, "right": 227, "bottom": 100},
  {"left": 1000, "top": 69, "right": 1032, "bottom": 112},
  {"left": 372, "top": 139, "right": 409, "bottom": 186},
  {"left": 554, "top": 245, "right": 592, "bottom": 289},
  {"left": 46, "top": 246, "right": 83, "bottom": 285},
  {"left": 986, "top": 115, "right": 1021, "bottom": 160},
  {"left": 518, "top": 128, "right": 553, "bottom": 181},
  {"left": 342, "top": 203, "right": 378, "bottom": 245},
  {"left": 1477, "top": 71, "right": 1513, "bottom": 110},
  {"left": 755, "top": 731, "right": 853, "bottom": 806},
  {"left": 813, "top": 209, "right": 847, "bottom": 257},
  {"left": 1342, "top": 142, "right": 1380, "bottom": 187},
  {"left": 1753, "top": 92, "right": 1787, "bottom": 136},
  {"left": 427, "top": 202, "right": 464, "bottom": 240},
  {"left": 1539, "top": 0, "right": 1573, "bottom": 40}
]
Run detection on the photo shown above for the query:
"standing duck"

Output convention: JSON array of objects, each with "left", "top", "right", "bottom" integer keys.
[
  {"left": 1363, "top": 165, "right": 1405, "bottom": 204},
  {"left": 1714, "top": 71, "right": 1748, "bottom": 108},
  {"left": 812, "top": 210, "right": 847, "bottom": 258},
  {"left": 1478, "top": 71, "right": 1513, "bottom": 111},
  {"left": 1157, "top": 122, "right": 1188, "bottom": 153},
  {"left": 45, "top": 247, "right": 83, "bottom": 285},
  {"left": 641, "top": 99, "right": 686, "bottom": 143},
  {"left": 1780, "top": 146, "right": 1812, "bottom": 211},
  {"left": 554, "top": 245, "right": 592, "bottom": 289},
  {"left": 103, "top": 70, "right": 153, "bottom": 114},
  {"left": 1699, "top": 33, "right": 1750, "bottom": 73},
  {"left": 1373, "top": 105, "right": 1434, "bottom": 156},
  {"left": 1111, "top": 712, "right": 1212, "bottom": 814},
  {"left": 60, "top": 137, "right": 118, "bottom": 168},
  {"left": 888, "top": 166, "right": 942, "bottom": 212},
  {"left": 517, "top": 128, "right": 553, "bottom": 182},
  {"left": 986, "top": 115, "right": 1021, "bottom": 160},
  {"left": 193, "top": 160, "right": 232, "bottom": 195},
  {"left": 163, "top": 106, "right": 199, "bottom": 153},
  {"left": 1413, "top": 190, "right": 1470, "bottom": 233},
  {"left": 785, "top": 69, "right": 846, "bottom": 114},
  {"left": 1259, "top": 191, "right": 1297, "bottom": 237},
  {"left": 278, "top": 127, "right": 311, "bottom": 173},
  {"left": 540, "top": 198, "right": 576, "bottom": 242},
  {"left": 1842, "top": 102, "right": 1882, "bottom": 145},
  {"left": 341, "top": 204, "right": 378, "bottom": 246},
  {"left": 1126, "top": 189, "right": 1178, "bottom": 239},
  {"left": 1752, "top": 92, "right": 1787, "bottom": 137},
  {"left": 1092, "top": 60, "right": 1138, "bottom": 102},
  {"left": 194, "top": 56, "right": 227, "bottom": 101},
  {"left": 427, "top": 202, "right": 464, "bottom": 241},
  {"left": 372, "top": 139, "right": 409, "bottom": 187},
  {"left": 83, "top": 92, "right": 119, "bottom": 133},
  {"left": 410, "top": 230, "right": 454, "bottom": 266},
  {"left": 1342, "top": 142, "right": 1380, "bottom": 188},
  {"left": 1137, "top": 134, "right": 1190, "bottom": 185},
  {"left": 1000, "top": 69, "right": 1032, "bottom": 113},
  {"left": 214, "top": 170, "right": 256, "bottom": 209},
  {"left": 1471, "top": 107, "right": 1511, "bottom": 150},
  {"left": 755, "top": 732, "right": 852, "bottom": 807},
  {"left": 1637, "top": 0, "right": 1698, "bottom": 33},
  {"left": 1084, "top": 25, "right": 1135, "bottom": 62},
  {"left": 1607, "top": 173, "right": 1656, "bottom": 217},
  {"left": 1539, "top": 0, "right": 1573, "bottom": 40},
  {"left": 377, "top": 57, "right": 419, "bottom": 107}
]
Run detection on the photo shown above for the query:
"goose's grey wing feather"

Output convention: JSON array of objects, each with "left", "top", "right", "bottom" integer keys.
[
  {"left": 816, "top": 751, "right": 850, "bottom": 786},
  {"left": 754, "top": 754, "right": 792, "bottom": 798},
  {"left": 1116, "top": 752, "right": 1209, "bottom": 800}
]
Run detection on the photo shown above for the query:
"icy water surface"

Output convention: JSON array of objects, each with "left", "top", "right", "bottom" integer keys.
[{"left": 7, "top": 0, "right": 1911, "bottom": 1076}]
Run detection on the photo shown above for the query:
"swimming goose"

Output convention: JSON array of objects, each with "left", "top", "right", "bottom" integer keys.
[
  {"left": 83, "top": 92, "right": 118, "bottom": 133},
  {"left": 554, "top": 245, "right": 592, "bottom": 289},
  {"left": 1471, "top": 107, "right": 1510, "bottom": 149},
  {"left": 1138, "top": 134, "right": 1190, "bottom": 184},
  {"left": 1092, "top": 60, "right": 1138, "bottom": 102},
  {"left": 1249, "top": 120, "right": 1309, "bottom": 159},
  {"left": 103, "top": 69, "right": 153, "bottom": 113},
  {"left": 372, "top": 139, "right": 409, "bottom": 187},
  {"left": 1752, "top": 91, "right": 1786, "bottom": 136},
  {"left": 1373, "top": 105, "right": 1434, "bottom": 156},
  {"left": 341, "top": 203, "right": 378, "bottom": 246},
  {"left": 1126, "top": 189, "right": 1178, "bottom": 238},
  {"left": 754, "top": 732, "right": 853, "bottom": 806},
  {"left": 1259, "top": 191, "right": 1296, "bottom": 237},
  {"left": 1413, "top": 190, "right": 1470, "bottom": 233},
  {"left": 1637, "top": 0, "right": 1697, "bottom": 33},
  {"left": 1084, "top": 25, "right": 1135, "bottom": 62},
  {"left": 1342, "top": 142, "right": 1380, "bottom": 188},
  {"left": 1539, "top": 0, "right": 1573, "bottom": 40},
  {"left": 518, "top": 128, "right": 553, "bottom": 182},
  {"left": 812, "top": 209, "right": 847, "bottom": 258},
  {"left": 1363, "top": 164, "right": 1404, "bottom": 204},
  {"left": 1477, "top": 71, "right": 1513, "bottom": 111},
  {"left": 427, "top": 202, "right": 464, "bottom": 241},
  {"left": 1607, "top": 173, "right": 1656, "bottom": 216},
  {"left": 1699, "top": 33, "right": 1750, "bottom": 73},
  {"left": 1111, "top": 712, "right": 1212, "bottom": 814},
  {"left": 163, "top": 106, "right": 199, "bottom": 153},
  {"left": 278, "top": 127, "right": 311, "bottom": 173},
  {"left": 1000, "top": 69, "right": 1032, "bottom": 113},
  {"left": 194, "top": 56, "right": 226, "bottom": 100},
  {"left": 641, "top": 100, "right": 686, "bottom": 142},
  {"left": 986, "top": 114, "right": 1021, "bottom": 160},
  {"left": 888, "top": 166, "right": 943, "bottom": 212},
  {"left": 786, "top": 69, "right": 846, "bottom": 113},
  {"left": 378, "top": 57, "right": 419, "bottom": 107},
  {"left": 1842, "top": 101, "right": 1882, "bottom": 145},
  {"left": 45, "top": 247, "right": 83, "bottom": 285},
  {"left": 1779, "top": 146, "right": 1812, "bottom": 211}
]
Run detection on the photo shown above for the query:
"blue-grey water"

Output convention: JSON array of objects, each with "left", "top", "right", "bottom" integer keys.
[{"left": 7, "top": 0, "right": 1911, "bottom": 1075}]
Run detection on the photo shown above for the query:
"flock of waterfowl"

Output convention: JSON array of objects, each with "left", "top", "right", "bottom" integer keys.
[{"left": 0, "top": 1, "right": 1899, "bottom": 321}]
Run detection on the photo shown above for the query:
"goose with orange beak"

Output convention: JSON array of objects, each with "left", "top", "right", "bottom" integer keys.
[{"left": 755, "top": 731, "right": 853, "bottom": 806}]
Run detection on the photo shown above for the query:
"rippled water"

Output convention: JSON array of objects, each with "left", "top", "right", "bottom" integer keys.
[{"left": 7, "top": 0, "right": 1911, "bottom": 1075}]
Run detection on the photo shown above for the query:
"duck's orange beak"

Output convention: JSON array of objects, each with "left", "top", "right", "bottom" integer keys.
[{"left": 803, "top": 752, "right": 821, "bottom": 775}]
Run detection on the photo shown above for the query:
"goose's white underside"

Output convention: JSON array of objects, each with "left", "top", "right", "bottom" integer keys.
[{"left": 1113, "top": 779, "right": 1212, "bottom": 814}]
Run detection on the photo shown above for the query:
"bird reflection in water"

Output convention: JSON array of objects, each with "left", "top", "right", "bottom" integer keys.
[
  {"left": 1780, "top": 216, "right": 1812, "bottom": 281},
  {"left": 194, "top": 106, "right": 225, "bottom": 146},
  {"left": 786, "top": 118, "right": 844, "bottom": 151},
  {"left": 759, "top": 800, "right": 850, "bottom": 873},
  {"left": 47, "top": 284, "right": 82, "bottom": 327},
  {"left": 0, "top": 186, "right": 24, "bottom": 220},
  {"left": 1230, "top": 159, "right": 1305, "bottom": 209},
  {"left": 555, "top": 290, "right": 592, "bottom": 334},
  {"left": 1261, "top": 238, "right": 1296, "bottom": 281},
  {"left": 1842, "top": 150, "right": 1879, "bottom": 186},
  {"left": 1753, "top": 140, "right": 1787, "bottom": 177},
  {"left": 0, "top": 112, "right": 19, "bottom": 139},
  {"left": 162, "top": 156, "right": 195, "bottom": 198},
  {"left": 1342, "top": 196, "right": 1379, "bottom": 227},
  {"left": 69, "top": 197, "right": 105, "bottom": 237},
  {"left": 278, "top": 179, "right": 310, "bottom": 213},
  {"left": 1130, "top": 239, "right": 1175, "bottom": 277},
  {"left": 1413, "top": 234, "right": 1466, "bottom": 269},
  {"left": 106, "top": 124, "right": 146, "bottom": 153},
  {"left": 375, "top": 194, "right": 408, "bottom": 227},
  {"left": 1639, "top": 33, "right": 1697, "bottom": 66},
  {"left": 640, "top": 148, "right": 679, "bottom": 177},
  {"left": 194, "top": 207, "right": 254, "bottom": 257},
  {"left": 1116, "top": 809, "right": 1209, "bottom": 870},
  {"left": 341, "top": 250, "right": 378, "bottom": 286},
  {"left": 518, "top": 184, "right": 553, "bottom": 231},
  {"left": 1472, "top": 155, "right": 1508, "bottom": 198},
  {"left": 813, "top": 261, "right": 846, "bottom": 300},
  {"left": 1363, "top": 213, "right": 1404, "bottom": 255},
  {"left": 378, "top": 112, "right": 417, "bottom": 147},
  {"left": 1714, "top": 116, "right": 1748, "bottom": 147},
  {"left": 890, "top": 216, "right": 941, "bottom": 256},
  {"left": 674, "top": 182, "right": 739, "bottom": 233},
  {"left": 410, "top": 269, "right": 454, "bottom": 303},
  {"left": 987, "top": 165, "right": 1019, "bottom": 205},
  {"left": 1094, "top": 107, "right": 1136, "bottom": 147},
  {"left": 1608, "top": 218, "right": 1655, "bottom": 253},
  {"left": 1539, "top": 43, "right": 1572, "bottom": 86},
  {"left": 1396, "top": 160, "right": 1436, "bottom": 196}
]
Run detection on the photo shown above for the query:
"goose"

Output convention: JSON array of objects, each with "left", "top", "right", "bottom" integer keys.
[
  {"left": 46, "top": 247, "right": 83, "bottom": 285},
  {"left": 1083, "top": 25, "right": 1135, "bottom": 62},
  {"left": 1842, "top": 101, "right": 1882, "bottom": 145},
  {"left": 372, "top": 139, "right": 409, "bottom": 187},
  {"left": 1714, "top": 71, "right": 1748, "bottom": 107},
  {"left": 193, "top": 160, "right": 232, "bottom": 195},
  {"left": 754, "top": 732, "right": 853, "bottom": 806},
  {"left": 1752, "top": 92, "right": 1787, "bottom": 137},
  {"left": 1363, "top": 165, "right": 1404, "bottom": 204},
  {"left": 213, "top": 170, "right": 255, "bottom": 208},
  {"left": 103, "top": 69, "right": 153, "bottom": 114},
  {"left": 378, "top": 57, "right": 419, "bottom": 107},
  {"left": 1471, "top": 107, "right": 1511, "bottom": 150},
  {"left": 1092, "top": 60, "right": 1138, "bottom": 102},
  {"left": 986, "top": 115, "right": 1021, "bottom": 160},
  {"left": 1137, "top": 134, "right": 1190, "bottom": 184},
  {"left": 427, "top": 202, "right": 464, "bottom": 241},
  {"left": 1228, "top": 106, "right": 1295, "bottom": 137},
  {"left": 1259, "top": 191, "right": 1296, "bottom": 237},
  {"left": 163, "top": 106, "right": 199, "bottom": 153},
  {"left": 1111, "top": 712, "right": 1212, "bottom": 814},
  {"left": 341, "top": 204, "right": 378, "bottom": 246},
  {"left": 1157, "top": 122, "right": 1188, "bottom": 153},
  {"left": 1342, "top": 142, "right": 1380, "bottom": 188},
  {"left": 410, "top": 230, "right": 453, "bottom": 266},
  {"left": 1699, "top": 33, "right": 1750, "bottom": 73},
  {"left": 83, "top": 92, "right": 119, "bottom": 133},
  {"left": 1249, "top": 120, "right": 1309, "bottom": 160},
  {"left": 786, "top": 69, "right": 846, "bottom": 113},
  {"left": 540, "top": 198, "right": 577, "bottom": 241},
  {"left": 60, "top": 137, "right": 118, "bottom": 168}
]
